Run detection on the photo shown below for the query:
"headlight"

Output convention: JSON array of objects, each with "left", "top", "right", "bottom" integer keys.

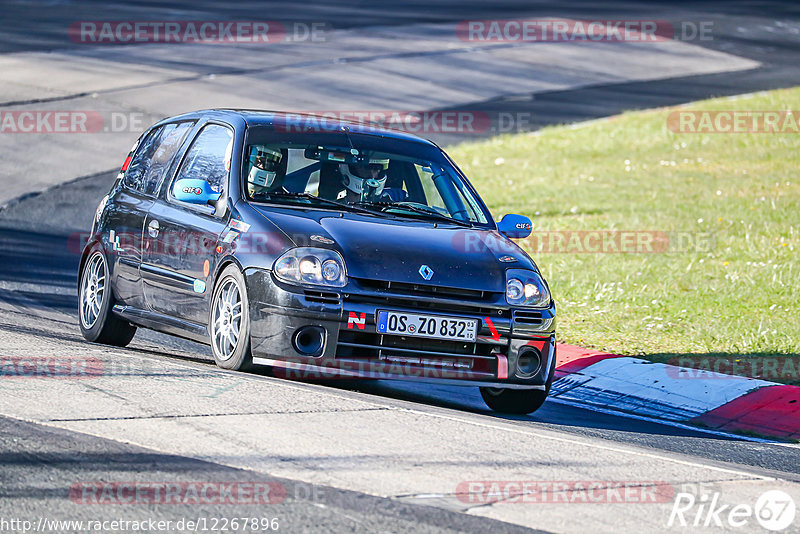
[
  {"left": 273, "top": 247, "right": 347, "bottom": 287},
  {"left": 505, "top": 269, "right": 550, "bottom": 307}
]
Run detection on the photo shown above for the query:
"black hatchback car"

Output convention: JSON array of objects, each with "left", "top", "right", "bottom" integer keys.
[{"left": 79, "top": 110, "right": 557, "bottom": 414}]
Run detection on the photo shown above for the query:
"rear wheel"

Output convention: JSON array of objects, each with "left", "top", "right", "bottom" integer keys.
[
  {"left": 209, "top": 265, "right": 252, "bottom": 371},
  {"left": 78, "top": 245, "right": 136, "bottom": 346}
]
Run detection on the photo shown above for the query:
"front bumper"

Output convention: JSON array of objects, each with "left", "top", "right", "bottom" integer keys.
[{"left": 245, "top": 269, "right": 556, "bottom": 388}]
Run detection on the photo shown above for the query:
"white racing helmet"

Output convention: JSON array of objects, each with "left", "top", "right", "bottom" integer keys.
[
  {"left": 338, "top": 156, "right": 389, "bottom": 200},
  {"left": 247, "top": 146, "right": 283, "bottom": 191}
]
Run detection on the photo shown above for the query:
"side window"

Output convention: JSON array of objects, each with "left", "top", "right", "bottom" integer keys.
[
  {"left": 123, "top": 127, "right": 162, "bottom": 193},
  {"left": 417, "top": 164, "right": 447, "bottom": 211},
  {"left": 283, "top": 148, "right": 318, "bottom": 194},
  {"left": 416, "top": 164, "right": 485, "bottom": 222},
  {"left": 173, "top": 124, "right": 234, "bottom": 199},
  {"left": 142, "top": 122, "right": 194, "bottom": 195},
  {"left": 123, "top": 121, "right": 195, "bottom": 195}
]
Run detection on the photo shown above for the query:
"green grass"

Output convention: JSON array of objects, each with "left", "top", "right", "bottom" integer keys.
[{"left": 450, "top": 88, "right": 800, "bottom": 383}]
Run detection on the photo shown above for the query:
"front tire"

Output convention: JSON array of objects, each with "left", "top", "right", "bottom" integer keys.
[
  {"left": 480, "top": 387, "right": 548, "bottom": 414},
  {"left": 481, "top": 345, "right": 557, "bottom": 414},
  {"left": 78, "top": 245, "right": 136, "bottom": 346},
  {"left": 209, "top": 265, "right": 252, "bottom": 371}
]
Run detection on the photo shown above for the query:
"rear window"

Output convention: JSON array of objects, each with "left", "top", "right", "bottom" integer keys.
[{"left": 123, "top": 121, "right": 195, "bottom": 196}]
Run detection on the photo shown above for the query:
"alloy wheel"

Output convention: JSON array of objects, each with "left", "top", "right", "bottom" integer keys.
[
  {"left": 211, "top": 277, "right": 243, "bottom": 360},
  {"left": 80, "top": 252, "right": 106, "bottom": 329}
]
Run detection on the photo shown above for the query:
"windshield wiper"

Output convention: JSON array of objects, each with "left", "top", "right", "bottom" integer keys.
[
  {"left": 262, "top": 193, "right": 473, "bottom": 227},
  {"left": 352, "top": 201, "right": 473, "bottom": 227},
  {"left": 263, "top": 192, "right": 378, "bottom": 216}
]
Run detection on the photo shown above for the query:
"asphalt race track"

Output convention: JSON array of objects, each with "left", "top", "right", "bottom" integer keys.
[{"left": 1, "top": 1, "right": 799, "bottom": 532}]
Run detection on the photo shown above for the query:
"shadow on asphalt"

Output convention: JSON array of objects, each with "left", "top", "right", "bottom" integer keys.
[
  {"left": 0, "top": 226, "right": 80, "bottom": 294},
  {"left": 0, "top": 221, "right": 785, "bottom": 442},
  {"left": 0, "top": 417, "right": 537, "bottom": 534}
]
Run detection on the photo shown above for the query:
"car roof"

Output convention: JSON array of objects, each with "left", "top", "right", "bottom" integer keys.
[{"left": 165, "top": 109, "right": 439, "bottom": 147}]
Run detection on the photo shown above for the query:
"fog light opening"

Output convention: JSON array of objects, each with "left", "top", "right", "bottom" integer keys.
[
  {"left": 515, "top": 348, "right": 542, "bottom": 378},
  {"left": 293, "top": 326, "right": 326, "bottom": 357}
]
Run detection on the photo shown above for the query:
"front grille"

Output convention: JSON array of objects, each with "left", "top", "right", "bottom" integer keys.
[
  {"left": 344, "top": 278, "right": 506, "bottom": 317},
  {"left": 353, "top": 278, "right": 492, "bottom": 301},
  {"left": 513, "top": 310, "right": 544, "bottom": 325},
  {"left": 336, "top": 330, "right": 498, "bottom": 378},
  {"left": 344, "top": 293, "right": 502, "bottom": 317},
  {"left": 338, "top": 330, "right": 496, "bottom": 358}
]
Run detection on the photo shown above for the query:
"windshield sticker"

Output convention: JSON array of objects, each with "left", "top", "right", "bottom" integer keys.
[{"left": 109, "top": 230, "right": 124, "bottom": 252}]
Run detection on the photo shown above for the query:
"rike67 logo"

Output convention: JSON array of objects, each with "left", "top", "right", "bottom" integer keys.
[{"left": 668, "top": 487, "right": 796, "bottom": 531}]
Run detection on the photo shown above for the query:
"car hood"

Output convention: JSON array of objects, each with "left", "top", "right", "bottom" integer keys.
[{"left": 251, "top": 206, "right": 534, "bottom": 292}]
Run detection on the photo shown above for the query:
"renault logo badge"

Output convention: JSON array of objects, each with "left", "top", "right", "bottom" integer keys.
[{"left": 419, "top": 265, "right": 434, "bottom": 280}]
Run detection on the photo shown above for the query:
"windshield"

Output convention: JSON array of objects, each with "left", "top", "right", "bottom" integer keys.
[{"left": 242, "top": 139, "right": 490, "bottom": 226}]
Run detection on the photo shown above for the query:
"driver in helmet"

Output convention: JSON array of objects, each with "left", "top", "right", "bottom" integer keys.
[
  {"left": 247, "top": 146, "right": 285, "bottom": 198},
  {"left": 337, "top": 155, "right": 390, "bottom": 203}
]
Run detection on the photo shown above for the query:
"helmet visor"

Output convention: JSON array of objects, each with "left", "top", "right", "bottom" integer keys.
[
  {"left": 250, "top": 146, "right": 282, "bottom": 169},
  {"left": 348, "top": 163, "right": 386, "bottom": 179}
]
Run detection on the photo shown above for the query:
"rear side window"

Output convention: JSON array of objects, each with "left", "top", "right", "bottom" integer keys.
[
  {"left": 173, "top": 124, "right": 234, "bottom": 197},
  {"left": 124, "top": 121, "right": 194, "bottom": 195}
]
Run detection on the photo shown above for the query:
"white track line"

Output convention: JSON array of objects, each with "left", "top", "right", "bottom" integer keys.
[
  {"left": 547, "top": 397, "right": 797, "bottom": 446},
  {"left": 105, "top": 348, "right": 799, "bottom": 480},
  {"left": 392, "top": 406, "right": 785, "bottom": 481}
]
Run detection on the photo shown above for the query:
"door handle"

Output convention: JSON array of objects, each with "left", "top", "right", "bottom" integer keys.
[{"left": 147, "top": 219, "right": 160, "bottom": 238}]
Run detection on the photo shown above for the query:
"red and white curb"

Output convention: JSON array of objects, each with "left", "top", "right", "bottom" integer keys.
[{"left": 552, "top": 344, "right": 800, "bottom": 441}]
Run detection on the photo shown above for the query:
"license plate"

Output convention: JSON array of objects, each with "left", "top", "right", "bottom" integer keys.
[{"left": 376, "top": 311, "right": 477, "bottom": 342}]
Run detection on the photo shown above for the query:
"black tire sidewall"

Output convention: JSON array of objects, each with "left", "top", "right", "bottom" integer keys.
[
  {"left": 209, "top": 265, "right": 252, "bottom": 370},
  {"left": 78, "top": 246, "right": 113, "bottom": 342},
  {"left": 480, "top": 342, "right": 557, "bottom": 414},
  {"left": 544, "top": 343, "right": 557, "bottom": 395},
  {"left": 480, "top": 387, "right": 548, "bottom": 414}
]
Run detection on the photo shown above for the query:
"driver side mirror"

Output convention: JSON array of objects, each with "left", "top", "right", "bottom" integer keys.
[
  {"left": 497, "top": 214, "right": 532, "bottom": 239},
  {"left": 172, "top": 179, "right": 222, "bottom": 206}
]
